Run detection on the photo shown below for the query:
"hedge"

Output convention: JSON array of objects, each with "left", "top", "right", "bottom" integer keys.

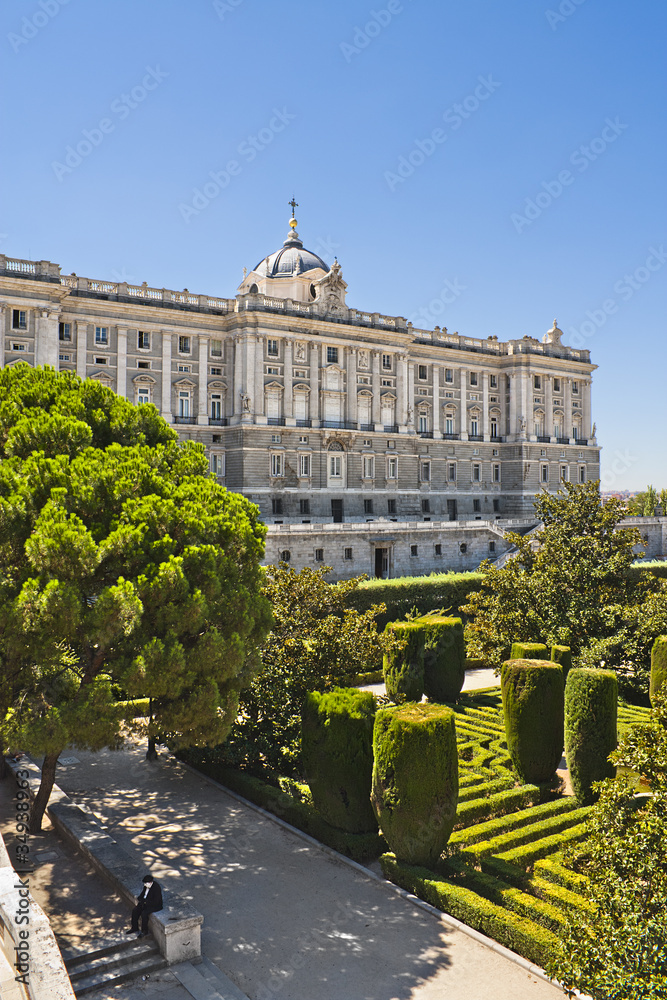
[
  {"left": 371, "top": 703, "right": 458, "bottom": 865},
  {"left": 495, "top": 819, "right": 590, "bottom": 868},
  {"left": 564, "top": 667, "right": 617, "bottom": 804},
  {"left": 460, "top": 805, "right": 587, "bottom": 860},
  {"left": 530, "top": 876, "right": 593, "bottom": 915},
  {"left": 417, "top": 615, "right": 466, "bottom": 703},
  {"left": 380, "top": 853, "right": 557, "bottom": 968},
  {"left": 650, "top": 635, "right": 667, "bottom": 706},
  {"left": 550, "top": 645, "right": 572, "bottom": 679},
  {"left": 501, "top": 659, "right": 564, "bottom": 783},
  {"left": 345, "top": 572, "right": 484, "bottom": 630},
  {"left": 510, "top": 641, "right": 549, "bottom": 660},
  {"left": 452, "top": 797, "right": 578, "bottom": 847},
  {"left": 532, "top": 857, "right": 589, "bottom": 893},
  {"left": 455, "top": 785, "right": 541, "bottom": 826},
  {"left": 383, "top": 621, "right": 425, "bottom": 701},
  {"left": 301, "top": 688, "right": 377, "bottom": 833}
]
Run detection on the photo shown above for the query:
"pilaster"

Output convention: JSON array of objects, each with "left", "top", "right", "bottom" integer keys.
[
  {"left": 372, "top": 351, "right": 381, "bottom": 429},
  {"left": 197, "top": 338, "right": 208, "bottom": 424},
  {"left": 117, "top": 328, "right": 127, "bottom": 398},
  {"left": 76, "top": 322, "right": 87, "bottom": 379},
  {"left": 309, "top": 342, "right": 320, "bottom": 426},
  {"left": 161, "top": 331, "right": 172, "bottom": 421}
]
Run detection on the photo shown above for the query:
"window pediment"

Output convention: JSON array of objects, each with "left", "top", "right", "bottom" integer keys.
[
  {"left": 293, "top": 382, "right": 310, "bottom": 393},
  {"left": 380, "top": 391, "right": 396, "bottom": 401},
  {"left": 132, "top": 373, "right": 156, "bottom": 384},
  {"left": 173, "top": 377, "right": 196, "bottom": 388},
  {"left": 207, "top": 379, "right": 226, "bottom": 389},
  {"left": 264, "top": 380, "right": 283, "bottom": 390}
]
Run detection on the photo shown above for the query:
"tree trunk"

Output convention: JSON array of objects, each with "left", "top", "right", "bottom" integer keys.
[
  {"left": 146, "top": 738, "right": 158, "bottom": 760},
  {"left": 29, "top": 752, "right": 59, "bottom": 834},
  {"left": 0, "top": 755, "right": 6, "bottom": 780}
]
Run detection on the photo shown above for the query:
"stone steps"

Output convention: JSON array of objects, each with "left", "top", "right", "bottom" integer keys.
[{"left": 63, "top": 935, "right": 167, "bottom": 996}]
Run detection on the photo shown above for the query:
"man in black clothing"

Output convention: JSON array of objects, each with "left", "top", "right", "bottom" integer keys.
[{"left": 127, "top": 874, "right": 163, "bottom": 937}]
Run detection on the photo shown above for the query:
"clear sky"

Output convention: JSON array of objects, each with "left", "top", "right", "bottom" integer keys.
[{"left": 1, "top": 0, "right": 665, "bottom": 490}]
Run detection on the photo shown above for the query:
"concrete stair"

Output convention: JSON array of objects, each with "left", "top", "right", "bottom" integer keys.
[
  {"left": 62, "top": 936, "right": 167, "bottom": 996},
  {"left": 172, "top": 957, "right": 250, "bottom": 999}
]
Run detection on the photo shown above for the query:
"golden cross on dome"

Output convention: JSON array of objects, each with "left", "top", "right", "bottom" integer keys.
[{"left": 289, "top": 197, "right": 298, "bottom": 217}]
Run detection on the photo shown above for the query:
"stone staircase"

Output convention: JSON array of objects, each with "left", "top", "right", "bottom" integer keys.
[{"left": 62, "top": 936, "right": 167, "bottom": 996}]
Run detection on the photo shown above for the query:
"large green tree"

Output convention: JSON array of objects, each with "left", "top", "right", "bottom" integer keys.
[
  {"left": 462, "top": 482, "right": 667, "bottom": 696},
  {"left": 0, "top": 366, "right": 271, "bottom": 830}
]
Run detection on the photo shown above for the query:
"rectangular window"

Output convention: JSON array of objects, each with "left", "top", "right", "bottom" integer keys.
[
  {"left": 418, "top": 364, "right": 428, "bottom": 381},
  {"left": 470, "top": 372, "right": 478, "bottom": 386},
  {"left": 493, "top": 464, "right": 500, "bottom": 483},
  {"left": 572, "top": 381, "right": 579, "bottom": 394},
  {"left": 473, "top": 499, "right": 481, "bottom": 512},
  {"left": 490, "top": 417, "right": 498, "bottom": 438},
  {"left": 299, "top": 435, "right": 309, "bottom": 443},
  {"left": 271, "top": 498, "right": 283, "bottom": 515},
  {"left": 489, "top": 540, "right": 496, "bottom": 552},
  {"left": 362, "top": 455, "right": 375, "bottom": 479},
  {"left": 95, "top": 326, "right": 108, "bottom": 345},
  {"left": 178, "top": 335, "right": 191, "bottom": 354},
  {"left": 330, "top": 455, "right": 342, "bottom": 477},
  {"left": 300, "top": 499, "right": 310, "bottom": 515},
  {"left": 11, "top": 343, "right": 26, "bottom": 352},
  {"left": 434, "top": 543, "right": 442, "bottom": 556},
  {"left": 270, "top": 453, "right": 284, "bottom": 477},
  {"left": 267, "top": 339, "right": 279, "bottom": 357},
  {"left": 382, "top": 353, "right": 392, "bottom": 370},
  {"left": 534, "top": 375, "right": 542, "bottom": 389},
  {"left": 445, "top": 368, "right": 453, "bottom": 383},
  {"left": 271, "top": 434, "right": 281, "bottom": 443},
  {"left": 210, "top": 394, "right": 222, "bottom": 419},
  {"left": 410, "top": 544, "right": 418, "bottom": 557},
  {"left": 210, "top": 367, "right": 222, "bottom": 375},
  {"left": 327, "top": 346, "right": 338, "bottom": 364},
  {"left": 266, "top": 367, "right": 280, "bottom": 375},
  {"left": 493, "top": 498, "right": 500, "bottom": 512},
  {"left": 178, "top": 364, "right": 191, "bottom": 373},
  {"left": 553, "top": 377, "right": 561, "bottom": 393},
  {"left": 315, "top": 548, "right": 324, "bottom": 562},
  {"left": 299, "top": 454, "right": 311, "bottom": 478},
  {"left": 418, "top": 414, "right": 428, "bottom": 433},
  {"left": 448, "top": 463, "right": 456, "bottom": 482},
  {"left": 472, "top": 463, "right": 481, "bottom": 482},
  {"left": 420, "top": 460, "right": 431, "bottom": 482},
  {"left": 364, "top": 499, "right": 373, "bottom": 514},
  {"left": 59, "top": 353, "right": 71, "bottom": 362},
  {"left": 387, "top": 499, "right": 396, "bottom": 514},
  {"left": 137, "top": 360, "right": 150, "bottom": 370},
  {"left": 421, "top": 499, "right": 430, "bottom": 513},
  {"left": 344, "top": 547, "right": 353, "bottom": 560},
  {"left": 210, "top": 339, "right": 222, "bottom": 357},
  {"left": 445, "top": 414, "right": 454, "bottom": 435},
  {"left": 59, "top": 322, "right": 71, "bottom": 341},
  {"left": 210, "top": 453, "right": 225, "bottom": 476},
  {"left": 137, "top": 387, "right": 150, "bottom": 405},
  {"left": 470, "top": 417, "right": 479, "bottom": 436},
  {"left": 178, "top": 390, "right": 190, "bottom": 417},
  {"left": 489, "top": 374, "right": 497, "bottom": 388},
  {"left": 579, "top": 466, "right": 586, "bottom": 483},
  {"left": 560, "top": 465, "right": 568, "bottom": 481},
  {"left": 12, "top": 309, "right": 27, "bottom": 330},
  {"left": 541, "top": 464, "right": 549, "bottom": 483},
  {"left": 138, "top": 330, "right": 150, "bottom": 349},
  {"left": 387, "top": 457, "right": 397, "bottom": 479},
  {"left": 94, "top": 356, "right": 108, "bottom": 365}
]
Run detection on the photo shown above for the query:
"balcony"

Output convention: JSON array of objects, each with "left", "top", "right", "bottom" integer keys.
[
  {"left": 322, "top": 420, "right": 358, "bottom": 430},
  {"left": 268, "top": 417, "right": 286, "bottom": 426},
  {"left": 296, "top": 418, "right": 312, "bottom": 428},
  {"left": 209, "top": 417, "right": 228, "bottom": 426},
  {"left": 557, "top": 436, "right": 570, "bottom": 444},
  {"left": 537, "top": 435, "right": 551, "bottom": 442},
  {"left": 443, "top": 433, "right": 460, "bottom": 440},
  {"left": 359, "top": 423, "right": 374, "bottom": 432},
  {"left": 576, "top": 439, "right": 588, "bottom": 446},
  {"left": 174, "top": 415, "right": 196, "bottom": 425},
  {"left": 384, "top": 424, "right": 399, "bottom": 433},
  {"left": 469, "top": 434, "right": 484, "bottom": 442},
  {"left": 490, "top": 435, "right": 504, "bottom": 442},
  {"left": 418, "top": 431, "right": 434, "bottom": 439}
]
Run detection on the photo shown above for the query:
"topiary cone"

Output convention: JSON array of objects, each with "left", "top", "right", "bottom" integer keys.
[
  {"left": 371, "top": 703, "right": 458, "bottom": 866},
  {"left": 564, "top": 667, "right": 617, "bottom": 805},
  {"left": 417, "top": 614, "right": 466, "bottom": 703},
  {"left": 650, "top": 636, "right": 667, "bottom": 706},
  {"left": 501, "top": 659, "right": 564, "bottom": 784},
  {"left": 383, "top": 621, "right": 425, "bottom": 701}
]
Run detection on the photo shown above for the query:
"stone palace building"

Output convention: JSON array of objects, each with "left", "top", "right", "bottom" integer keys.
[{"left": 0, "top": 208, "right": 600, "bottom": 578}]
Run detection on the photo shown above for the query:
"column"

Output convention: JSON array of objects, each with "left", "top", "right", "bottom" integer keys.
[
  {"left": 36, "top": 310, "right": 59, "bottom": 367},
  {"left": 564, "top": 378, "right": 572, "bottom": 441},
  {"left": 283, "top": 340, "right": 294, "bottom": 422},
  {"left": 372, "top": 351, "right": 382, "bottom": 429},
  {"left": 521, "top": 370, "right": 531, "bottom": 439},
  {"left": 161, "top": 331, "right": 172, "bottom": 421},
  {"left": 482, "top": 371, "right": 489, "bottom": 440},
  {"left": 583, "top": 379, "right": 592, "bottom": 441},
  {"left": 309, "top": 342, "right": 320, "bottom": 426},
  {"left": 397, "top": 354, "right": 408, "bottom": 430},
  {"left": 76, "top": 321, "right": 87, "bottom": 378},
  {"left": 117, "top": 328, "right": 127, "bottom": 398},
  {"left": 459, "top": 369, "right": 468, "bottom": 440},
  {"left": 0, "top": 305, "right": 6, "bottom": 367},
  {"left": 432, "top": 363, "right": 441, "bottom": 438},
  {"left": 254, "top": 335, "right": 265, "bottom": 420},
  {"left": 545, "top": 375, "right": 553, "bottom": 440},
  {"left": 406, "top": 361, "right": 415, "bottom": 432},
  {"left": 508, "top": 371, "right": 517, "bottom": 441},
  {"left": 346, "top": 347, "right": 357, "bottom": 426},
  {"left": 197, "top": 338, "right": 208, "bottom": 425}
]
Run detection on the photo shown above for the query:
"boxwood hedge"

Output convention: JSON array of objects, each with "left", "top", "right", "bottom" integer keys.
[
  {"left": 383, "top": 621, "right": 425, "bottom": 701},
  {"left": 564, "top": 667, "right": 617, "bottom": 804},
  {"left": 418, "top": 614, "right": 466, "bottom": 703},
  {"left": 345, "top": 571, "right": 484, "bottom": 630},
  {"left": 501, "top": 659, "right": 564, "bottom": 783},
  {"left": 510, "top": 641, "right": 549, "bottom": 660}
]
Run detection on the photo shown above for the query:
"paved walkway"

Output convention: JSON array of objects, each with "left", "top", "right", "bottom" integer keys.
[{"left": 46, "top": 730, "right": 563, "bottom": 1000}]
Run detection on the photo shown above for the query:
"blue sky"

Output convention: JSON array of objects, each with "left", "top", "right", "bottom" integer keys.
[{"left": 1, "top": 0, "right": 665, "bottom": 490}]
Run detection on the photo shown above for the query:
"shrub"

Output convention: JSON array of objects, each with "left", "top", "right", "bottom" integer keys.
[
  {"left": 371, "top": 703, "right": 458, "bottom": 865},
  {"left": 501, "top": 659, "right": 564, "bottom": 783},
  {"left": 564, "top": 668, "right": 617, "bottom": 805},
  {"left": 301, "top": 687, "right": 377, "bottom": 833},
  {"left": 550, "top": 644, "right": 572, "bottom": 679},
  {"left": 650, "top": 635, "right": 667, "bottom": 706},
  {"left": 416, "top": 614, "right": 466, "bottom": 703},
  {"left": 382, "top": 621, "right": 425, "bottom": 701},
  {"left": 510, "top": 641, "right": 549, "bottom": 660},
  {"left": 345, "top": 572, "right": 484, "bottom": 630}
]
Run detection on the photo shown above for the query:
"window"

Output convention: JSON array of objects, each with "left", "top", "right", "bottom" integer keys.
[
  {"left": 470, "top": 372, "right": 478, "bottom": 386},
  {"left": 59, "top": 353, "right": 71, "bottom": 362},
  {"left": 358, "top": 376, "right": 371, "bottom": 385},
  {"left": 363, "top": 439, "right": 371, "bottom": 446},
  {"left": 271, "top": 434, "right": 281, "bottom": 443},
  {"left": 280, "top": 550, "right": 291, "bottom": 562},
  {"left": 382, "top": 379, "right": 393, "bottom": 387},
  {"left": 210, "top": 339, "right": 222, "bottom": 357},
  {"left": 490, "top": 417, "right": 498, "bottom": 438},
  {"left": 267, "top": 339, "right": 279, "bottom": 357},
  {"left": 473, "top": 499, "right": 481, "bottom": 512},
  {"left": 178, "top": 390, "right": 190, "bottom": 417},
  {"left": 418, "top": 413, "right": 428, "bottom": 433},
  {"left": 344, "top": 547, "right": 353, "bottom": 560},
  {"left": 327, "top": 346, "right": 338, "bottom": 364},
  {"left": 270, "top": 453, "right": 284, "bottom": 477},
  {"left": 300, "top": 499, "right": 310, "bottom": 515},
  {"left": 210, "top": 453, "right": 225, "bottom": 476},
  {"left": 212, "top": 434, "right": 222, "bottom": 443},
  {"left": 210, "top": 367, "right": 222, "bottom": 375},
  {"left": 541, "top": 464, "right": 549, "bottom": 483},
  {"left": 434, "top": 543, "right": 442, "bottom": 556},
  {"left": 178, "top": 364, "right": 191, "bottom": 373},
  {"left": 472, "top": 463, "right": 481, "bottom": 482},
  {"left": 137, "top": 360, "right": 150, "bottom": 370},
  {"left": 272, "top": 498, "right": 283, "bottom": 515},
  {"left": 138, "top": 330, "right": 150, "bottom": 349},
  {"left": 59, "top": 322, "right": 71, "bottom": 341},
  {"left": 294, "top": 369, "right": 307, "bottom": 378},
  {"left": 387, "top": 440, "right": 395, "bottom": 448},
  {"left": 94, "top": 356, "right": 108, "bottom": 365},
  {"left": 364, "top": 499, "right": 373, "bottom": 514},
  {"left": 11, "top": 343, "right": 26, "bottom": 352},
  {"left": 493, "top": 448, "right": 499, "bottom": 457},
  {"left": 178, "top": 336, "right": 191, "bottom": 354},
  {"left": 448, "top": 463, "right": 456, "bottom": 482},
  {"left": 579, "top": 466, "right": 586, "bottom": 483},
  {"left": 445, "top": 414, "right": 455, "bottom": 435},
  {"left": 572, "top": 381, "right": 579, "bottom": 394},
  {"left": 418, "top": 364, "right": 428, "bottom": 381},
  {"left": 299, "top": 435, "right": 309, "bottom": 443},
  {"left": 95, "top": 326, "right": 108, "bottom": 345},
  {"left": 12, "top": 310, "right": 27, "bottom": 330},
  {"left": 460, "top": 543, "right": 468, "bottom": 554},
  {"left": 387, "top": 499, "right": 397, "bottom": 514},
  {"left": 420, "top": 460, "right": 431, "bottom": 482},
  {"left": 362, "top": 455, "right": 375, "bottom": 479},
  {"left": 445, "top": 368, "right": 453, "bottom": 383},
  {"left": 534, "top": 375, "right": 542, "bottom": 389},
  {"left": 572, "top": 425, "right": 579, "bottom": 441},
  {"left": 493, "top": 499, "right": 500, "bottom": 512},
  {"left": 299, "top": 454, "right": 311, "bottom": 478},
  {"left": 470, "top": 416, "right": 479, "bottom": 436},
  {"left": 330, "top": 455, "right": 342, "bottom": 477},
  {"left": 561, "top": 465, "right": 568, "bottom": 481},
  {"left": 266, "top": 366, "right": 279, "bottom": 375},
  {"left": 421, "top": 499, "right": 430, "bottom": 513},
  {"left": 137, "top": 386, "right": 150, "bottom": 405},
  {"left": 489, "top": 540, "right": 496, "bottom": 552},
  {"left": 210, "top": 394, "right": 222, "bottom": 419},
  {"left": 315, "top": 548, "right": 324, "bottom": 562},
  {"left": 493, "top": 464, "right": 500, "bottom": 482},
  {"left": 410, "top": 545, "right": 418, "bottom": 557},
  {"left": 387, "top": 457, "right": 397, "bottom": 479},
  {"left": 382, "top": 354, "right": 392, "bottom": 370},
  {"left": 489, "top": 374, "right": 497, "bottom": 388},
  {"left": 553, "top": 378, "right": 561, "bottom": 393}
]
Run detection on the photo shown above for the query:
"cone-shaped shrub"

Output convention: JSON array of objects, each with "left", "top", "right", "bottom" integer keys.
[
  {"left": 510, "top": 641, "right": 549, "bottom": 660},
  {"left": 551, "top": 644, "right": 572, "bottom": 680},
  {"left": 564, "top": 668, "right": 617, "bottom": 805},
  {"left": 416, "top": 614, "right": 466, "bottom": 703},
  {"left": 501, "top": 659, "right": 564, "bottom": 783},
  {"left": 383, "top": 621, "right": 425, "bottom": 701},
  {"left": 650, "top": 636, "right": 667, "bottom": 706},
  {"left": 302, "top": 687, "right": 377, "bottom": 833},
  {"left": 371, "top": 703, "right": 458, "bottom": 865}
]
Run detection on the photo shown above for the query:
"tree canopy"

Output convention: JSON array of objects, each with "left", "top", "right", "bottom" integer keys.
[
  {"left": 626, "top": 485, "right": 667, "bottom": 517},
  {"left": 0, "top": 366, "right": 271, "bottom": 829}
]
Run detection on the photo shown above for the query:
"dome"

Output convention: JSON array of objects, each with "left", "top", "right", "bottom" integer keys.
[{"left": 254, "top": 226, "right": 329, "bottom": 277}]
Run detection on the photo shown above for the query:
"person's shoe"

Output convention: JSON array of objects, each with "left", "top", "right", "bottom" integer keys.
[
  {"left": 137, "top": 932, "right": 147, "bottom": 939},
  {"left": 125, "top": 929, "right": 137, "bottom": 936}
]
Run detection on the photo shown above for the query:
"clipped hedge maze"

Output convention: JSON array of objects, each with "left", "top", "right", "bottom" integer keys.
[{"left": 381, "top": 688, "right": 651, "bottom": 970}]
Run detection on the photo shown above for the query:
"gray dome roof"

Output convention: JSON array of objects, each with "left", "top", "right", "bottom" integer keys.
[{"left": 254, "top": 229, "right": 329, "bottom": 277}]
